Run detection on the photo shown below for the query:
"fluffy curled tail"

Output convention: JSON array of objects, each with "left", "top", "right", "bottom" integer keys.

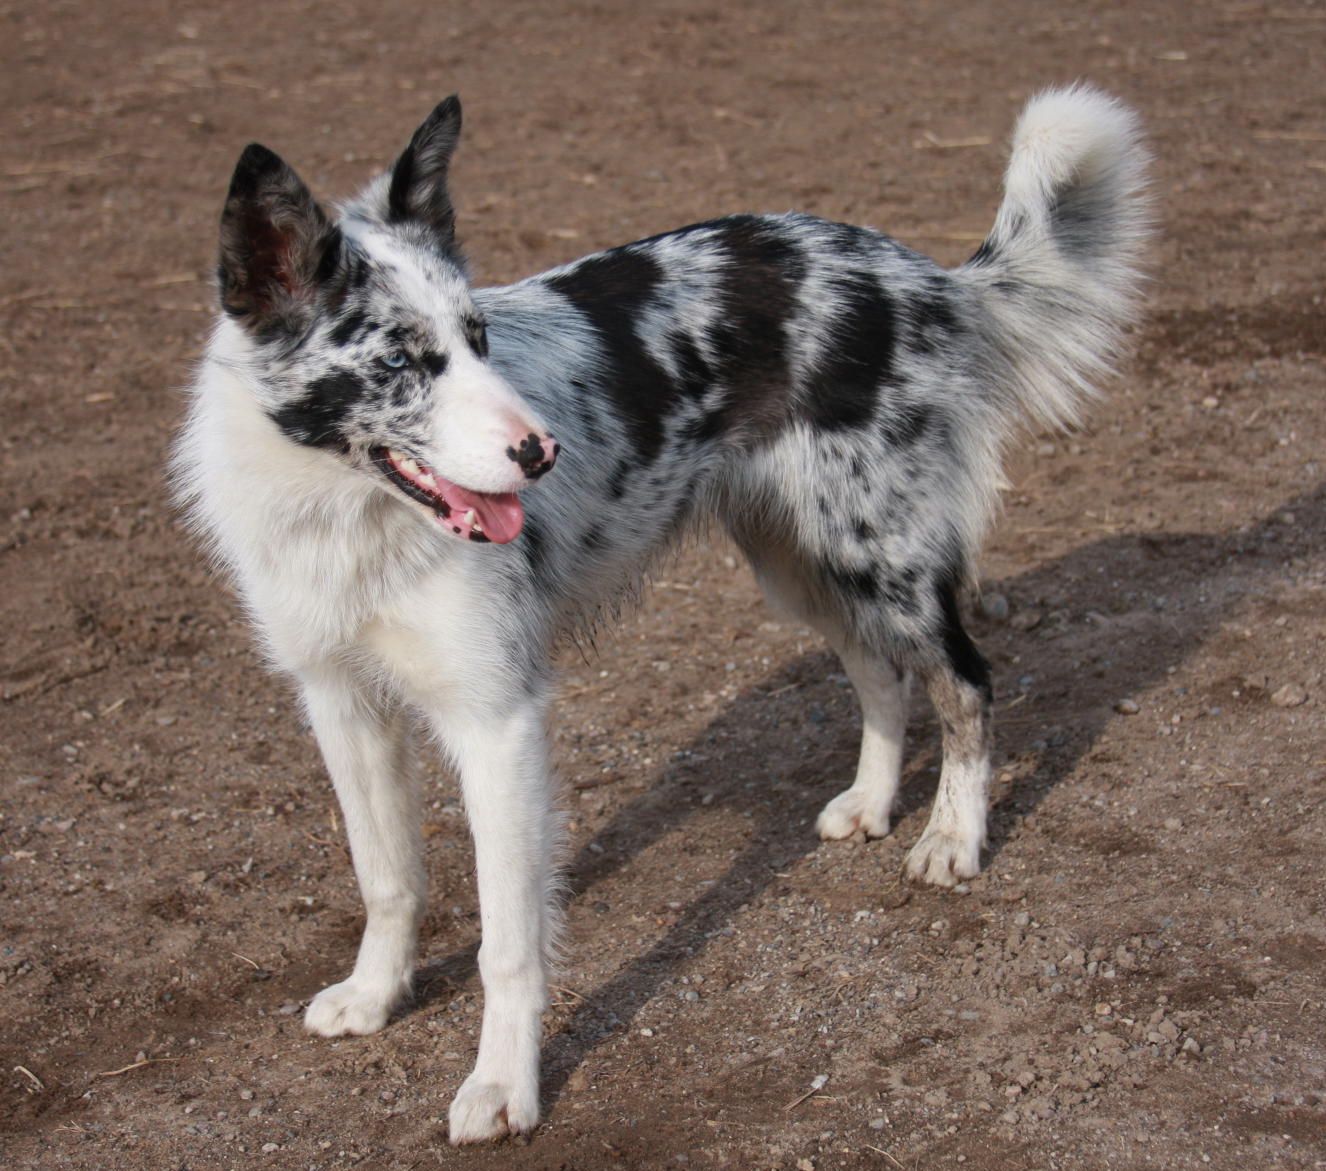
[{"left": 960, "top": 84, "right": 1151, "bottom": 431}]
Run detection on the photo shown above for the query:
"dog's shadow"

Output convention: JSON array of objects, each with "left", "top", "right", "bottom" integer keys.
[{"left": 413, "top": 480, "right": 1323, "bottom": 1108}]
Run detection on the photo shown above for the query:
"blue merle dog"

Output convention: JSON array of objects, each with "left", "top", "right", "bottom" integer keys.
[{"left": 175, "top": 85, "right": 1149, "bottom": 1141}]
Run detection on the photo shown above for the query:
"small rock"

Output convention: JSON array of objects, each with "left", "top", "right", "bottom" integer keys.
[
  {"left": 980, "top": 593, "right": 1010, "bottom": 622},
  {"left": 1010, "top": 609, "right": 1043, "bottom": 632},
  {"left": 1027, "top": 1096, "right": 1056, "bottom": 1119},
  {"left": 1013, "top": 911, "right": 1031, "bottom": 928},
  {"left": 1163, "top": 818, "right": 1182, "bottom": 832},
  {"left": 1114, "top": 698, "right": 1140, "bottom": 715},
  {"left": 1201, "top": 395, "right": 1219, "bottom": 409},
  {"left": 1270, "top": 683, "right": 1307, "bottom": 708},
  {"left": 868, "top": 1117, "right": 887, "bottom": 1131},
  {"left": 261, "top": 1142, "right": 279, "bottom": 1153}
]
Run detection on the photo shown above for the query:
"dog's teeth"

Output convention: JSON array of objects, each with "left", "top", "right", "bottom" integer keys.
[
  {"left": 400, "top": 458, "right": 421, "bottom": 476},
  {"left": 464, "top": 509, "right": 478, "bottom": 526},
  {"left": 419, "top": 472, "right": 436, "bottom": 489}
]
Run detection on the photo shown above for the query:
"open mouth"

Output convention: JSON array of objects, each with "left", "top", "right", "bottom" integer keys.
[{"left": 369, "top": 447, "right": 524, "bottom": 544}]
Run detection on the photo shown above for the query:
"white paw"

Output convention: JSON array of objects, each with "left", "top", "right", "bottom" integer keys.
[
  {"left": 904, "top": 825, "right": 982, "bottom": 887},
  {"left": 449, "top": 1071, "right": 540, "bottom": 1144},
  {"left": 304, "top": 978, "right": 402, "bottom": 1037},
  {"left": 817, "top": 787, "right": 892, "bottom": 840}
]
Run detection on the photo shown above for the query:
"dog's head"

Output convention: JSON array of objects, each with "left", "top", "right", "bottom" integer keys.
[{"left": 215, "top": 97, "right": 555, "bottom": 544}]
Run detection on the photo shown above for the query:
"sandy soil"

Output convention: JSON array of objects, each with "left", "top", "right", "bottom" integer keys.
[{"left": 2, "top": 1, "right": 1324, "bottom": 1168}]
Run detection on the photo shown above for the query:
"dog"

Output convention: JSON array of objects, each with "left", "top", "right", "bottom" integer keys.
[{"left": 174, "top": 84, "right": 1148, "bottom": 1142}]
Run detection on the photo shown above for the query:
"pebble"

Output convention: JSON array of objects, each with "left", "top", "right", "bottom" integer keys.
[
  {"left": 1114, "top": 698, "right": 1140, "bottom": 715},
  {"left": 1009, "top": 609, "right": 1042, "bottom": 632},
  {"left": 979, "top": 593, "right": 1010, "bottom": 622},
  {"left": 261, "top": 1142, "right": 279, "bottom": 1153},
  {"left": 1270, "top": 683, "right": 1307, "bottom": 708}
]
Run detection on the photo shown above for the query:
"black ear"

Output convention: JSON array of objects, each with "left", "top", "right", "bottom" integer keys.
[
  {"left": 218, "top": 144, "right": 341, "bottom": 336},
  {"left": 387, "top": 95, "right": 463, "bottom": 247}
]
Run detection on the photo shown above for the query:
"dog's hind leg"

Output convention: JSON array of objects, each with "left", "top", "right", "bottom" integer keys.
[
  {"left": 816, "top": 648, "right": 911, "bottom": 840},
  {"left": 299, "top": 661, "right": 424, "bottom": 1037},
  {"left": 903, "top": 580, "right": 994, "bottom": 887},
  {"left": 734, "top": 532, "right": 911, "bottom": 841}
]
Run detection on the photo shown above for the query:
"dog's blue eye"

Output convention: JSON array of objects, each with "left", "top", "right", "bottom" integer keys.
[{"left": 382, "top": 351, "right": 409, "bottom": 370}]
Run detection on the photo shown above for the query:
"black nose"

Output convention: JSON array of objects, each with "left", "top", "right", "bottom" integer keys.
[{"left": 506, "top": 433, "right": 558, "bottom": 480}]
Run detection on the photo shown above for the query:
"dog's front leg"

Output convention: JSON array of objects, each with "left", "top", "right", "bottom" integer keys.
[
  {"left": 433, "top": 696, "right": 557, "bottom": 1144},
  {"left": 298, "top": 662, "right": 424, "bottom": 1036}
]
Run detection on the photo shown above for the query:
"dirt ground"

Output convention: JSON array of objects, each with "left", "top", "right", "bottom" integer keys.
[{"left": 3, "top": 1, "right": 1325, "bottom": 1168}]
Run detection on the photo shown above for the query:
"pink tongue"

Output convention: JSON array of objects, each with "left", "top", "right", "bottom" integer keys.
[{"left": 448, "top": 484, "right": 525, "bottom": 544}]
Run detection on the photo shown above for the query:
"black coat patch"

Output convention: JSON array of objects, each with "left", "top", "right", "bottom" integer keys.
[
  {"left": 699, "top": 216, "right": 803, "bottom": 442},
  {"left": 545, "top": 248, "right": 675, "bottom": 465},
  {"left": 270, "top": 369, "right": 367, "bottom": 448},
  {"left": 800, "top": 270, "right": 897, "bottom": 431},
  {"left": 936, "top": 572, "right": 993, "bottom": 701},
  {"left": 329, "top": 310, "right": 369, "bottom": 347},
  {"left": 909, "top": 278, "right": 958, "bottom": 355}
]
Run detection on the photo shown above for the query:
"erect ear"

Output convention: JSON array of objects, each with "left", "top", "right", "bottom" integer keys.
[
  {"left": 217, "top": 143, "right": 341, "bottom": 336},
  {"left": 387, "top": 95, "right": 463, "bottom": 248}
]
